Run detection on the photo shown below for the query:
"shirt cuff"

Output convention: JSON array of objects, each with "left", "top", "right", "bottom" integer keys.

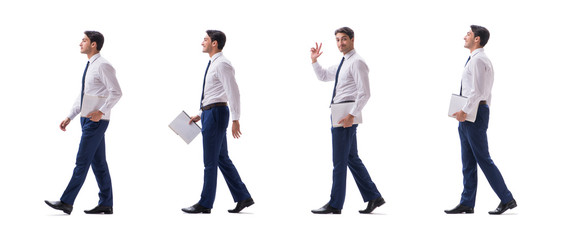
[{"left": 231, "top": 113, "right": 240, "bottom": 121}]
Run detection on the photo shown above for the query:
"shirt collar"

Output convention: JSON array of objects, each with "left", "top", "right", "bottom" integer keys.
[
  {"left": 89, "top": 53, "right": 101, "bottom": 63},
  {"left": 343, "top": 49, "right": 356, "bottom": 60},
  {"left": 210, "top": 52, "right": 223, "bottom": 62},
  {"left": 470, "top": 48, "right": 484, "bottom": 58}
]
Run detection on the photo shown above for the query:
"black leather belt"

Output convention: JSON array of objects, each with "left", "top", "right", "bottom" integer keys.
[
  {"left": 201, "top": 102, "right": 227, "bottom": 110},
  {"left": 479, "top": 100, "right": 487, "bottom": 105}
]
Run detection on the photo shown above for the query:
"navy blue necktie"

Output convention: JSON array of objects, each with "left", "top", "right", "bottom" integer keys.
[
  {"left": 459, "top": 56, "right": 471, "bottom": 96},
  {"left": 200, "top": 60, "right": 211, "bottom": 109},
  {"left": 331, "top": 57, "right": 345, "bottom": 104},
  {"left": 80, "top": 61, "right": 90, "bottom": 110}
]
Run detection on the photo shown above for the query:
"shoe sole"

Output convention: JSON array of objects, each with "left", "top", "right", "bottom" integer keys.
[
  {"left": 445, "top": 210, "right": 474, "bottom": 214},
  {"left": 311, "top": 210, "right": 341, "bottom": 214},
  {"left": 181, "top": 209, "right": 211, "bottom": 214},
  {"left": 84, "top": 211, "right": 113, "bottom": 214}
]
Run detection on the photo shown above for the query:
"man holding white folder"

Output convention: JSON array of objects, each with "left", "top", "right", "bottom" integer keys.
[
  {"left": 445, "top": 25, "right": 516, "bottom": 215},
  {"left": 310, "top": 27, "right": 384, "bottom": 214},
  {"left": 45, "top": 31, "right": 122, "bottom": 215}
]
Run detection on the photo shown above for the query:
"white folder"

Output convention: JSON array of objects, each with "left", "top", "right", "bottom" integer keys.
[
  {"left": 448, "top": 94, "right": 477, "bottom": 122},
  {"left": 81, "top": 94, "right": 110, "bottom": 120},
  {"left": 169, "top": 111, "right": 201, "bottom": 145},
  {"left": 331, "top": 102, "right": 362, "bottom": 127}
]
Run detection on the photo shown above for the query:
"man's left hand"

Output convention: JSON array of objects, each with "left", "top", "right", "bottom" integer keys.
[
  {"left": 87, "top": 110, "right": 104, "bottom": 122},
  {"left": 338, "top": 114, "right": 355, "bottom": 128},
  {"left": 232, "top": 120, "right": 242, "bottom": 139}
]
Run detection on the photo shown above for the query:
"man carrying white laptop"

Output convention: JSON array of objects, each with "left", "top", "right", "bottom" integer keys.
[
  {"left": 45, "top": 31, "right": 122, "bottom": 215},
  {"left": 445, "top": 25, "right": 516, "bottom": 215},
  {"left": 310, "top": 27, "right": 385, "bottom": 214}
]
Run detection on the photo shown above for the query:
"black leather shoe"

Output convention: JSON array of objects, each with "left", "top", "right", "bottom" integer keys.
[
  {"left": 181, "top": 203, "right": 211, "bottom": 214},
  {"left": 311, "top": 203, "right": 341, "bottom": 214},
  {"left": 228, "top": 197, "right": 254, "bottom": 213},
  {"left": 444, "top": 204, "right": 474, "bottom": 214},
  {"left": 488, "top": 199, "right": 517, "bottom": 215},
  {"left": 359, "top": 197, "right": 385, "bottom": 214},
  {"left": 84, "top": 205, "right": 113, "bottom": 214},
  {"left": 45, "top": 200, "right": 73, "bottom": 215}
]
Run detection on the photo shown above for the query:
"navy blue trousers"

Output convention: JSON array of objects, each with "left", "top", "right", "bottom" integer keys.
[
  {"left": 329, "top": 124, "right": 381, "bottom": 209},
  {"left": 458, "top": 105, "right": 513, "bottom": 207},
  {"left": 60, "top": 117, "right": 113, "bottom": 206},
  {"left": 198, "top": 106, "right": 251, "bottom": 209}
]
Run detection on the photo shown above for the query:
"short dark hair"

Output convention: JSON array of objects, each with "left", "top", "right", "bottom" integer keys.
[
  {"left": 206, "top": 30, "right": 226, "bottom": 50},
  {"left": 335, "top": 27, "right": 354, "bottom": 39},
  {"left": 84, "top": 31, "right": 104, "bottom": 51},
  {"left": 470, "top": 25, "right": 490, "bottom": 47}
]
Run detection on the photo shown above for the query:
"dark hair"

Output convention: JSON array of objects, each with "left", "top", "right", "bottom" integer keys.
[
  {"left": 84, "top": 31, "right": 104, "bottom": 51},
  {"left": 470, "top": 25, "right": 490, "bottom": 47},
  {"left": 335, "top": 27, "right": 354, "bottom": 39},
  {"left": 206, "top": 30, "right": 226, "bottom": 50}
]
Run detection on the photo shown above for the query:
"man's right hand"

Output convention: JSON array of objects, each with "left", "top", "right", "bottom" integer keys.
[
  {"left": 60, "top": 118, "right": 71, "bottom": 131},
  {"left": 310, "top": 42, "right": 323, "bottom": 63},
  {"left": 452, "top": 110, "right": 467, "bottom": 122},
  {"left": 189, "top": 115, "right": 201, "bottom": 124}
]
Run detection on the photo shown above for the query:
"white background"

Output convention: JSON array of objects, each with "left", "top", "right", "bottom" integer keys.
[{"left": 1, "top": 0, "right": 563, "bottom": 239}]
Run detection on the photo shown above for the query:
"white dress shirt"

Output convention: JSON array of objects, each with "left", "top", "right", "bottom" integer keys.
[
  {"left": 199, "top": 52, "right": 241, "bottom": 121},
  {"left": 461, "top": 48, "right": 493, "bottom": 114},
  {"left": 312, "top": 49, "right": 370, "bottom": 117},
  {"left": 68, "top": 53, "right": 122, "bottom": 120}
]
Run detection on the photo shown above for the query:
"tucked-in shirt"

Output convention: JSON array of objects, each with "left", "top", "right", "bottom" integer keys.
[
  {"left": 460, "top": 48, "right": 493, "bottom": 114},
  {"left": 312, "top": 49, "right": 370, "bottom": 117},
  {"left": 199, "top": 52, "right": 241, "bottom": 120},
  {"left": 68, "top": 53, "right": 122, "bottom": 120}
]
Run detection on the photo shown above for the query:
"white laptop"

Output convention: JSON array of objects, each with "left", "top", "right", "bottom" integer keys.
[
  {"left": 448, "top": 94, "right": 477, "bottom": 122},
  {"left": 331, "top": 102, "right": 362, "bottom": 127}
]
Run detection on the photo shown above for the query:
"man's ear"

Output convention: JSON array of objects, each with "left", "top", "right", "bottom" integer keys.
[
  {"left": 91, "top": 41, "right": 97, "bottom": 49},
  {"left": 211, "top": 40, "right": 217, "bottom": 47}
]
